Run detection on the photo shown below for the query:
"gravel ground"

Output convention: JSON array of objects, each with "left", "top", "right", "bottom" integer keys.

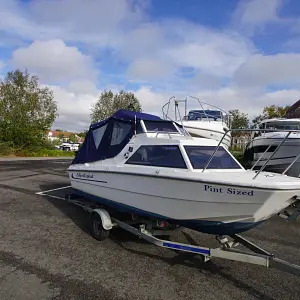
[{"left": 0, "top": 159, "right": 300, "bottom": 300}]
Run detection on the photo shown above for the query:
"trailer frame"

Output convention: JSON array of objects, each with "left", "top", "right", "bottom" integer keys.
[{"left": 59, "top": 192, "right": 300, "bottom": 277}]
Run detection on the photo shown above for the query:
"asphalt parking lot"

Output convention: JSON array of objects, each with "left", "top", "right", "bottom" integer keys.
[{"left": 1, "top": 158, "right": 300, "bottom": 300}]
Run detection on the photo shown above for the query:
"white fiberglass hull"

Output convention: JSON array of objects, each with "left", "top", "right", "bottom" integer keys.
[
  {"left": 181, "top": 120, "right": 231, "bottom": 148},
  {"left": 68, "top": 168, "right": 299, "bottom": 235},
  {"left": 245, "top": 133, "right": 300, "bottom": 177}
]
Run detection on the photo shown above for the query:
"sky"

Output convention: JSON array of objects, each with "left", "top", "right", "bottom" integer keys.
[{"left": 0, "top": 0, "right": 300, "bottom": 132}]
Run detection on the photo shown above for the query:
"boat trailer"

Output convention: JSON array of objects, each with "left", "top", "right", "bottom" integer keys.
[{"left": 61, "top": 193, "right": 300, "bottom": 277}]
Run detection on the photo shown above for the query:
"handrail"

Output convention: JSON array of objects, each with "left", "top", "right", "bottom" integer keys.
[
  {"left": 162, "top": 96, "right": 175, "bottom": 120},
  {"left": 188, "top": 96, "right": 210, "bottom": 122},
  {"left": 188, "top": 96, "right": 230, "bottom": 116},
  {"left": 202, "top": 128, "right": 300, "bottom": 179},
  {"left": 253, "top": 132, "right": 291, "bottom": 179},
  {"left": 162, "top": 95, "right": 231, "bottom": 128},
  {"left": 282, "top": 153, "right": 300, "bottom": 175}
]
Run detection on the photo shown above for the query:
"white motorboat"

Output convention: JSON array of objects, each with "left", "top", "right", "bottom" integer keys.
[
  {"left": 162, "top": 96, "right": 232, "bottom": 148},
  {"left": 244, "top": 118, "right": 300, "bottom": 177},
  {"left": 68, "top": 110, "right": 300, "bottom": 235}
]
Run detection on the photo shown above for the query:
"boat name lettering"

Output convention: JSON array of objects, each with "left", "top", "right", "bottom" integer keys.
[
  {"left": 76, "top": 172, "right": 94, "bottom": 179},
  {"left": 204, "top": 184, "right": 253, "bottom": 196}
]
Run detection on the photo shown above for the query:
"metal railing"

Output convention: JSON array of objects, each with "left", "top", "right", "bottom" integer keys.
[
  {"left": 202, "top": 128, "right": 300, "bottom": 179},
  {"left": 162, "top": 96, "right": 231, "bottom": 128}
]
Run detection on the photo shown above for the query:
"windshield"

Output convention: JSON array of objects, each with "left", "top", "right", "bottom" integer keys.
[
  {"left": 184, "top": 146, "right": 241, "bottom": 169},
  {"left": 265, "top": 121, "right": 300, "bottom": 131},
  {"left": 187, "top": 110, "right": 223, "bottom": 121},
  {"left": 144, "top": 120, "right": 179, "bottom": 133}
]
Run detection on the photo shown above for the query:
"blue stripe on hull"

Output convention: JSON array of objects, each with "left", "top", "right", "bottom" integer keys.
[{"left": 72, "top": 188, "right": 264, "bottom": 235}]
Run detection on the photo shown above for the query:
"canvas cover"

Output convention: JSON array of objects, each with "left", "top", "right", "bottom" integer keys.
[{"left": 72, "top": 110, "right": 162, "bottom": 164}]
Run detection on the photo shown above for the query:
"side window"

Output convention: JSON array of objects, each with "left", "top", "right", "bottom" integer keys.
[
  {"left": 184, "top": 146, "right": 241, "bottom": 169},
  {"left": 92, "top": 124, "right": 107, "bottom": 149},
  {"left": 125, "top": 145, "right": 187, "bottom": 169},
  {"left": 111, "top": 122, "right": 132, "bottom": 146}
]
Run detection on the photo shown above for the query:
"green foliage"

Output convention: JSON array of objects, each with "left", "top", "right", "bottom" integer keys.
[
  {"left": 69, "top": 133, "right": 77, "bottom": 143},
  {"left": 0, "top": 141, "right": 75, "bottom": 157},
  {"left": 231, "top": 150, "right": 246, "bottom": 167},
  {"left": 0, "top": 69, "right": 58, "bottom": 149},
  {"left": 78, "top": 130, "right": 88, "bottom": 138},
  {"left": 228, "top": 109, "right": 249, "bottom": 136},
  {"left": 58, "top": 132, "right": 65, "bottom": 140},
  {"left": 90, "top": 90, "right": 142, "bottom": 123},
  {"left": 15, "top": 149, "right": 75, "bottom": 157},
  {"left": 250, "top": 114, "right": 265, "bottom": 129},
  {"left": 263, "top": 105, "right": 290, "bottom": 119},
  {"left": 0, "top": 141, "right": 15, "bottom": 156},
  {"left": 251, "top": 105, "right": 290, "bottom": 128}
]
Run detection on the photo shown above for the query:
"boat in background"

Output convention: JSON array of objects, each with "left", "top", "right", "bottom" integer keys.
[
  {"left": 162, "top": 96, "right": 232, "bottom": 148},
  {"left": 68, "top": 109, "right": 300, "bottom": 236},
  {"left": 244, "top": 118, "right": 300, "bottom": 177}
]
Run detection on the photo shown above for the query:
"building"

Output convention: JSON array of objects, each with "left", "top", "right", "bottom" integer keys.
[
  {"left": 231, "top": 134, "right": 251, "bottom": 151},
  {"left": 47, "top": 130, "right": 82, "bottom": 143}
]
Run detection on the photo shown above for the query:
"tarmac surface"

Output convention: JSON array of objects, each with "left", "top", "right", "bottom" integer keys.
[{"left": 0, "top": 158, "right": 300, "bottom": 300}]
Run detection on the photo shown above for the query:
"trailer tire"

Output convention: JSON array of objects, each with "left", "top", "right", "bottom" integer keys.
[{"left": 90, "top": 213, "right": 110, "bottom": 241}]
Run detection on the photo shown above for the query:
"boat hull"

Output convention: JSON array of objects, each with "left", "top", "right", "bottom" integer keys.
[
  {"left": 245, "top": 136, "right": 300, "bottom": 177},
  {"left": 181, "top": 120, "right": 231, "bottom": 149},
  {"left": 68, "top": 170, "right": 297, "bottom": 235}
]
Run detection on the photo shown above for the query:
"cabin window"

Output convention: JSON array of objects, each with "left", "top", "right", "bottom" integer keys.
[
  {"left": 143, "top": 121, "right": 179, "bottom": 133},
  {"left": 92, "top": 124, "right": 107, "bottom": 149},
  {"left": 111, "top": 122, "right": 132, "bottom": 146},
  {"left": 125, "top": 145, "right": 187, "bottom": 168},
  {"left": 184, "top": 146, "right": 241, "bottom": 169}
]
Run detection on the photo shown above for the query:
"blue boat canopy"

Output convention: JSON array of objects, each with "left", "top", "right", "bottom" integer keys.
[{"left": 72, "top": 110, "right": 163, "bottom": 164}]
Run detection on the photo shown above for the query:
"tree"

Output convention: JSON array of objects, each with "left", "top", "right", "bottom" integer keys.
[
  {"left": 58, "top": 132, "right": 65, "bottom": 140},
  {"left": 250, "top": 114, "right": 265, "bottom": 129},
  {"left": 228, "top": 109, "right": 249, "bottom": 136},
  {"left": 69, "top": 133, "right": 77, "bottom": 143},
  {"left": 78, "top": 130, "right": 88, "bottom": 138},
  {"left": 0, "top": 69, "right": 58, "bottom": 149},
  {"left": 90, "top": 90, "right": 142, "bottom": 123},
  {"left": 250, "top": 105, "right": 290, "bottom": 128}
]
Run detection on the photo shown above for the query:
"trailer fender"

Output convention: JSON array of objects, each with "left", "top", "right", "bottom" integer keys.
[{"left": 91, "top": 209, "right": 113, "bottom": 230}]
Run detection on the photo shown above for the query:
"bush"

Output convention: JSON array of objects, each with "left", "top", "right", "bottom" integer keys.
[
  {"left": 0, "top": 141, "right": 15, "bottom": 156},
  {"left": 231, "top": 150, "right": 246, "bottom": 167}
]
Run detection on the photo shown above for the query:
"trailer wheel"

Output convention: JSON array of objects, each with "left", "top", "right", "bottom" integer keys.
[{"left": 90, "top": 213, "right": 110, "bottom": 241}]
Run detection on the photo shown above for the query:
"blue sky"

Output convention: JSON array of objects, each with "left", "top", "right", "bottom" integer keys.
[{"left": 0, "top": 0, "right": 299, "bottom": 131}]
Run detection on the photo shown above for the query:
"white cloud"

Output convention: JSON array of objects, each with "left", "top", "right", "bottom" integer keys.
[
  {"left": 233, "top": 53, "right": 300, "bottom": 89},
  {"left": 0, "top": 0, "right": 298, "bottom": 131},
  {"left": 49, "top": 83, "right": 300, "bottom": 132},
  {"left": 134, "top": 87, "right": 168, "bottom": 114},
  {"left": 50, "top": 83, "right": 100, "bottom": 132},
  {"left": 0, "top": 0, "right": 255, "bottom": 82},
  {"left": 0, "top": 0, "right": 147, "bottom": 47},
  {"left": 122, "top": 20, "right": 255, "bottom": 81},
  {"left": 127, "top": 58, "right": 174, "bottom": 80},
  {"left": 12, "top": 39, "right": 97, "bottom": 83},
  {"left": 232, "top": 0, "right": 283, "bottom": 35}
]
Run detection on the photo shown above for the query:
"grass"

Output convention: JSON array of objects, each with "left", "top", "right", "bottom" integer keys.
[
  {"left": 14, "top": 149, "right": 75, "bottom": 157},
  {"left": 0, "top": 141, "right": 75, "bottom": 157}
]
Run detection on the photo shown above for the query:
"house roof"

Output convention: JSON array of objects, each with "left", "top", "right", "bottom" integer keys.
[{"left": 48, "top": 131, "right": 78, "bottom": 138}]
